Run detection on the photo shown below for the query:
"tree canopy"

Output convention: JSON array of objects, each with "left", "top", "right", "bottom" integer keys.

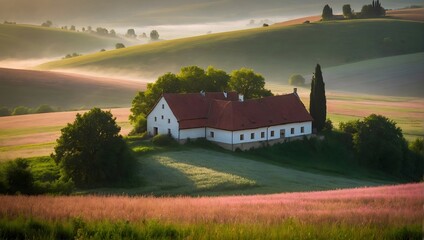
[
  {"left": 150, "top": 30, "right": 159, "bottom": 41},
  {"left": 309, "top": 64, "right": 326, "bottom": 132},
  {"left": 322, "top": 5, "right": 333, "bottom": 20},
  {"left": 288, "top": 74, "right": 305, "bottom": 86},
  {"left": 229, "top": 68, "right": 271, "bottom": 99},
  {"left": 360, "top": 0, "right": 385, "bottom": 18},
  {"left": 339, "top": 114, "right": 423, "bottom": 180},
  {"left": 51, "top": 108, "right": 136, "bottom": 187},
  {"left": 343, "top": 4, "right": 353, "bottom": 18}
]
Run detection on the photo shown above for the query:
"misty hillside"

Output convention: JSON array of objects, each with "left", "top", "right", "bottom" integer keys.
[
  {"left": 38, "top": 19, "right": 424, "bottom": 96},
  {"left": 0, "top": 24, "right": 128, "bottom": 59},
  {"left": 0, "top": 68, "right": 143, "bottom": 109},
  {"left": 0, "top": 0, "right": 422, "bottom": 27}
]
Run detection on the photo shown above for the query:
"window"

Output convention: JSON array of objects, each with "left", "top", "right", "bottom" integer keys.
[
  {"left": 161, "top": 115, "right": 164, "bottom": 120},
  {"left": 301, "top": 126, "right": 304, "bottom": 133},
  {"left": 251, "top": 133, "right": 255, "bottom": 139},
  {"left": 270, "top": 131, "right": 274, "bottom": 137},
  {"left": 168, "top": 129, "right": 171, "bottom": 135},
  {"left": 168, "top": 119, "right": 171, "bottom": 124},
  {"left": 261, "top": 132, "right": 265, "bottom": 138},
  {"left": 291, "top": 128, "right": 295, "bottom": 134},
  {"left": 162, "top": 104, "right": 164, "bottom": 109},
  {"left": 240, "top": 134, "right": 244, "bottom": 141},
  {"left": 210, "top": 131, "right": 215, "bottom": 138},
  {"left": 280, "top": 129, "right": 285, "bottom": 138},
  {"left": 154, "top": 117, "right": 157, "bottom": 122}
]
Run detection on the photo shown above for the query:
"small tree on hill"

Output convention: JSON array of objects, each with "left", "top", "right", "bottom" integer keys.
[
  {"left": 51, "top": 108, "right": 136, "bottom": 187},
  {"left": 115, "top": 43, "right": 125, "bottom": 49},
  {"left": 322, "top": 5, "right": 333, "bottom": 20},
  {"left": 41, "top": 20, "right": 52, "bottom": 27},
  {"left": 288, "top": 74, "right": 305, "bottom": 86},
  {"left": 343, "top": 4, "right": 354, "bottom": 18},
  {"left": 309, "top": 64, "right": 326, "bottom": 132},
  {"left": 126, "top": 29, "right": 136, "bottom": 38},
  {"left": 150, "top": 30, "right": 159, "bottom": 41}
]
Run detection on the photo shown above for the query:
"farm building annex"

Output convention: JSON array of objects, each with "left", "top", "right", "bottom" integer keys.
[{"left": 147, "top": 89, "right": 313, "bottom": 151}]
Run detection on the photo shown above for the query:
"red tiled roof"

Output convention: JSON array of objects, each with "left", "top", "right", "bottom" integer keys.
[
  {"left": 207, "top": 94, "right": 313, "bottom": 131},
  {"left": 162, "top": 92, "right": 312, "bottom": 130}
]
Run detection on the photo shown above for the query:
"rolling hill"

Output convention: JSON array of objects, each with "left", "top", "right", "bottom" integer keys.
[
  {"left": 38, "top": 19, "right": 424, "bottom": 96},
  {"left": 0, "top": 68, "right": 144, "bottom": 109},
  {"left": 310, "top": 52, "right": 424, "bottom": 97},
  {"left": 0, "top": 24, "right": 127, "bottom": 59}
]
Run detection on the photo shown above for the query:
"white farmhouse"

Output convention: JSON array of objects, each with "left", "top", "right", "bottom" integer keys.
[{"left": 146, "top": 90, "right": 313, "bottom": 151}]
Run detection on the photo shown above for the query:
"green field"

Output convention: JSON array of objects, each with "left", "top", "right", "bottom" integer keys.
[
  {"left": 0, "top": 68, "right": 141, "bottom": 109},
  {"left": 38, "top": 19, "right": 424, "bottom": 95},
  {"left": 313, "top": 52, "right": 424, "bottom": 97},
  {"left": 0, "top": 24, "right": 127, "bottom": 59},
  {"left": 82, "top": 145, "right": 390, "bottom": 196}
]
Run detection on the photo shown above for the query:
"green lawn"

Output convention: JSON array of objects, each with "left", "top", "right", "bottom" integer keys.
[
  {"left": 85, "top": 147, "right": 389, "bottom": 196},
  {"left": 38, "top": 19, "right": 424, "bottom": 96}
]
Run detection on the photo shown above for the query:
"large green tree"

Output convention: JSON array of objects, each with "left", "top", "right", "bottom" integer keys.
[
  {"left": 52, "top": 108, "right": 136, "bottom": 187},
  {"left": 322, "top": 4, "right": 333, "bottom": 20},
  {"left": 229, "top": 68, "right": 272, "bottom": 99},
  {"left": 309, "top": 64, "right": 327, "bottom": 132},
  {"left": 340, "top": 115, "right": 423, "bottom": 180}
]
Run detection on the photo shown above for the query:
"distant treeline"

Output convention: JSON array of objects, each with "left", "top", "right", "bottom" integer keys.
[
  {"left": 322, "top": 0, "right": 386, "bottom": 20},
  {"left": 0, "top": 104, "right": 57, "bottom": 117}
]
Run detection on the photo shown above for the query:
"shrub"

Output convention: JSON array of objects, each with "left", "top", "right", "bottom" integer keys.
[
  {"left": 115, "top": 43, "right": 125, "bottom": 49},
  {"left": 129, "top": 115, "right": 147, "bottom": 135},
  {"left": 152, "top": 134, "right": 176, "bottom": 146},
  {"left": 35, "top": 104, "right": 55, "bottom": 114},
  {"left": 12, "top": 106, "right": 30, "bottom": 115},
  {"left": 288, "top": 74, "right": 305, "bottom": 86},
  {"left": 4, "top": 158, "right": 35, "bottom": 194}
]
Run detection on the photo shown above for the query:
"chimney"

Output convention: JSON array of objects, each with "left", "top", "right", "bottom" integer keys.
[
  {"left": 293, "top": 88, "right": 299, "bottom": 97},
  {"left": 223, "top": 91, "right": 227, "bottom": 98},
  {"left": 200, "top": 90, "right": 205, "bottom": 96},
  {"left": 238, "top": 94, "right": 244, "bottom": 102}
]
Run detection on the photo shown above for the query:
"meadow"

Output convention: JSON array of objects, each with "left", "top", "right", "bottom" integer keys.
[
  {"left": 0, "top": 68, "right": 143, "bottom": 109},
  {"left": 0, "top": 183, "right": 421, "bottom": 239},
  {"left": 0, "top": 108, "right": 132, "bottom": 161}
]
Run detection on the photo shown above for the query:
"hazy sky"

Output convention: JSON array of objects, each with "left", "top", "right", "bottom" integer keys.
[{"left": 1, "top": 0, "right": 422, "bottom": 27}]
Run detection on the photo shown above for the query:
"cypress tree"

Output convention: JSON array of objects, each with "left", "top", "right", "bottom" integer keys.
[{"left": 309, "top": 64, "right": 327, "bottom": 132}]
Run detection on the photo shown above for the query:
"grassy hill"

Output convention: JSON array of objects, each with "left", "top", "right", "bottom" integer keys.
[
  {"left": 0, "top": 68, "right": 144, "bottom": 109},
  {"left": 0, "top": 24, "right": 126, "bottom": 59},
  {"left": 312, "top": 52, "right": 424, "bottom": 97},
  {"left": 38, "top": 19, "right": 424, "bottom": 95}
]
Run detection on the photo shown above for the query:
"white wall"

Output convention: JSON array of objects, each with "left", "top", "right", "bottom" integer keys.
[
  {"left": 180, "top": 128, "right": 205, "bottom": 139},
  {"left": 146, "top": 97, "right": 179, "bottom": 138},
  {"left": 206, "top": 128, "right": 233, "bottom": 144}
]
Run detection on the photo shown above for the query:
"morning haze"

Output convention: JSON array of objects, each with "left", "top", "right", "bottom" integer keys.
[{"left": 0, "top": 0, "right": 423, "bottom": 239}]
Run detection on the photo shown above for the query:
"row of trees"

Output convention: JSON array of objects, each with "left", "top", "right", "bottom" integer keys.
[
  {"left": 0, "top": 105, "right": 56, "bottom": 117},
  {"left": 129, "top": 66, "right": 272, "bottom": 134},
  {"left": 322, "top": 0, "right": 385, "bottom": 20},
  {"left": 40, "top": 20, "right": 160, "bottom": 41}
]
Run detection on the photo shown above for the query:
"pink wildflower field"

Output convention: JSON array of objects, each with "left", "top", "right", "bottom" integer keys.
[{"left": 0, "top": 183, "right": 422, "bottom": 226}]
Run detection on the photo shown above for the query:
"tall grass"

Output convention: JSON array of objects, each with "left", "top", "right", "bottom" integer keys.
[{"left": 0, "top": 183, "right": 421, "bottom": 239}]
